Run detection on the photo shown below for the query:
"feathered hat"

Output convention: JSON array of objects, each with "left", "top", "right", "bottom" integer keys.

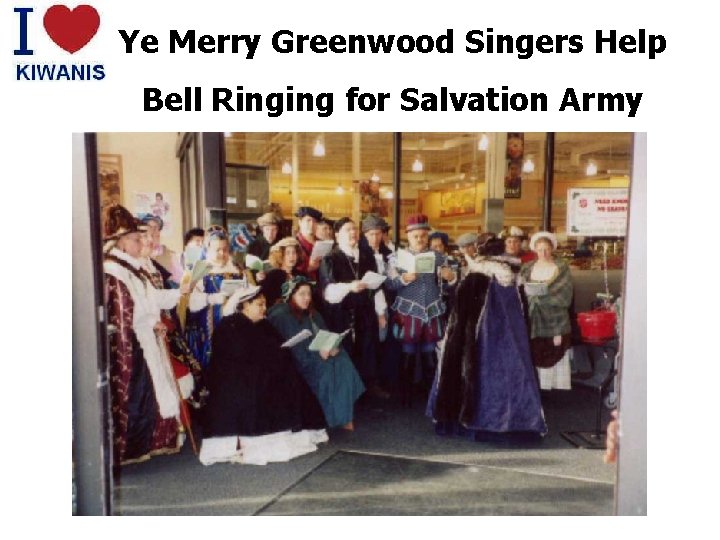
[{"left": 103, "top": 204, "right": 146, "bottom": 252}]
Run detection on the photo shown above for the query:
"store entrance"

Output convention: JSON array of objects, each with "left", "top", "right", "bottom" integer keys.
[{"left": 72, "top": 132, "right": 646, "bottom": 515}]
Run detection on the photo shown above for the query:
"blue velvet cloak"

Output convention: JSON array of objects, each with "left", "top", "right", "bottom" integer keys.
[{"left": 427, "top": 273, "right": 546, "bottom": 435}]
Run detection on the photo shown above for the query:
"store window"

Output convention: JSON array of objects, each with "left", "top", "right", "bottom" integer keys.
[
  {"left": 224, "top": 132, "right": 395, "bottom": 232},
  {"left": 400, "top": 132, "right": 486, "bottom": 244},
  {"left": 221, "top": 132, "right": 632, "bottom": 256}
]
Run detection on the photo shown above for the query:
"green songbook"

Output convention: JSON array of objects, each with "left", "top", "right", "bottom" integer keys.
[
  {"left": 308, "top": 329, "right": 351, "bottom": 352},
  {"left": 396, "top": 249, "right": 436, "bottom": 274}
]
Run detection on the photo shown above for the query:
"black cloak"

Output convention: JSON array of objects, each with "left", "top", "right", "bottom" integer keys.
[{"left": 204, "top": 313, "right": 326, "bottom": 437}]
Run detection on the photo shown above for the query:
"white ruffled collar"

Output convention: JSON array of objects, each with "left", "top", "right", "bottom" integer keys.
[{"left": 109, "top": 247, "right": 142, "bottom": 270}]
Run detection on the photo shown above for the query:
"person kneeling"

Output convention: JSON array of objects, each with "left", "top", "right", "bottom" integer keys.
[{"left": 199, "top": 286, "right": 327, "bottom": 466}]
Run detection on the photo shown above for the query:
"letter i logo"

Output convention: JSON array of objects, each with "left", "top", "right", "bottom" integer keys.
[{"left": 14, "top": 8, "right": 34, "bottom": 55}]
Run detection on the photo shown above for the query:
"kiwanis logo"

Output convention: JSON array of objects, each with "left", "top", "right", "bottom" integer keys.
[{"left": 14, "top": 4, "right": 105, "bottom": 81}]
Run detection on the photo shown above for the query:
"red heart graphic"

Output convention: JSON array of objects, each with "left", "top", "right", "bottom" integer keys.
[{"left": 43, "top": 5, "right": 100, "bottom": 54}]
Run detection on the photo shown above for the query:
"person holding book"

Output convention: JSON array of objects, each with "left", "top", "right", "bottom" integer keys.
[
  {"left": 315, "top": 216, "right": 335, "bottom": 242},
  {"left": 294, "top": 206, "right": 324, "bottom": 281},
  {"left": 319, "top": 217, "right": 389, "bottom": 400},
  {"left": 267, "top": 277, "right": 365, "bottom": 430},
  {"left": 386, "top": 214, "right": 457, "bottom": 406},
  {"left": 361, "top": 215, "right": 393, "bottom": 276},
  {"left": 138, "top": 227, "right": 206, "bottom": 410},
  {"left": 362, "top": 215, "right": 402, "bottom": 392},
  {"left": 199, "top": 285, "right": 328, "bottom": 466},
  {"left": 186, "top": 228, "right": 255, "bottom": 370},
  {"left": 102, "top": 205, "right": 185, "bottom": 466},
  {"left": 519, "top": 232, "right": 574, "bottom": 390},
  {"left": 248, "top": 212, "right": 283, "bottom": 261},
  {"left": 262, "top": 237, "right": 304, "bottom": 307}
]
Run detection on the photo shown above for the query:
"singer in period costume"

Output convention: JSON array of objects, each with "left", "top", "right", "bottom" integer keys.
[
  {"left": 520, "top": 232, "right": 574, "bottom": 390},
  {"left": 385, "top": 214, "right": 457, "bottom": 406},
  {"left": 103, "top": 205, "right": 184, "bottom": 466},
  {"left": 268, "top": 277, "right": 365, "bottom": 430},
  {"left": 199, "top": 286, "right": 327, "bottom": 466},
  {"left": 185, "top": 228, "right": 255, "bottom": 370},
  {"left": 427, "top": 255, "right": 546, "bottom": 439},
  {"left": 318, "top": 217, "right": 389, "bottom": 398}
]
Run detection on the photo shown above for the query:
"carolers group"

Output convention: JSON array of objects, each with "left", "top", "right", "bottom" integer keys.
[{"left": 102, "top": 204, "right": 573, "bottom": 467}]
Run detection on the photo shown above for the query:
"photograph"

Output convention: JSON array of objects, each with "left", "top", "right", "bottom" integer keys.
[{"left": 72, "top": 131, "right": 644, "bottom": 517}]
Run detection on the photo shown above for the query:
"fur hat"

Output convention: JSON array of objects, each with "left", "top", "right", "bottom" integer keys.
[
  {"left": 269, "top": 237, "right": 299, "bottom": 253},
  {"left": 222, "top": 285, "right": 262, "bottom": 317},
  {"left": 529, "top": 231, "right": 558, "bottom": 251},
  {"left": 456, "top": 232, "right": 478, "bottom": 247},
  {"left": 257, "top": 212, "right": 281, "bottom": 227},
  {"left": 103, "top": 205, "right": 146, "bottom": 251},
  {"left": 406, "top": 214, "right": 431, "bottom": 232},
  {"left": 295, "top": 206, "right": 323, "bottom": 221}
]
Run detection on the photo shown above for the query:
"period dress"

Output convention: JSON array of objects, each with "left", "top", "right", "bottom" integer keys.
[
  {"left": 318, "top": 244, "right": 386, "bottom": 386},
  {"left": 199, "top": 312, "right": 327, "bottom": 466},
  {"left": 185, "top": 261, "right": 250, "bottom": 370},
  {"left": 520, "top": 257, "right": 574, "bottom": 390},
  {"left": 104, "top": 248, "right": 183, "bottom": 465},
  {"left": 267, "top": 303, "right": 365, "bottom": 428}
]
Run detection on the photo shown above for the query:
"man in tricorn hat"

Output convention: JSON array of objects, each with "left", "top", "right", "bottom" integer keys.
[
  {"left": 248, "top": 211, "right": 283, "bottom": 260},
  {"left": 294, "top": 206, "right": 324, "bottom": 281}
]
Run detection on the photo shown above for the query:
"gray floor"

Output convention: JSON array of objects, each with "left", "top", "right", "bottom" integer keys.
[{"left": 115, "top": 385, "right": 616, "bottom": 516}]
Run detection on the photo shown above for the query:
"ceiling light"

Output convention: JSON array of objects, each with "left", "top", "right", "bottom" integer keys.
[
  {"left": 522, "top": 157, "right": 535, "bottom": 173},
  {"left": 313, "top": 138, "right": 325, "bottom": 157},
  {"left": 478, "top": 133, "right": 489, "bottom": 151},
  {"left": 281, "top": 161, "right": 292, "bottom": 174},
  {"left": 371, "top": 172, "right": 380, "bottom": 182},
  {"left": 412, "top": 157, "right": 423, "bottom": 173},
  {"left": 586, "top": 162, "right": 598, "bottom": 176}
]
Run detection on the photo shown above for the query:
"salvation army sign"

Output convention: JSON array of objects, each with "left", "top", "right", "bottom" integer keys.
[{"left": 567, "top": 188, "right": 628, "bottom": 237}]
